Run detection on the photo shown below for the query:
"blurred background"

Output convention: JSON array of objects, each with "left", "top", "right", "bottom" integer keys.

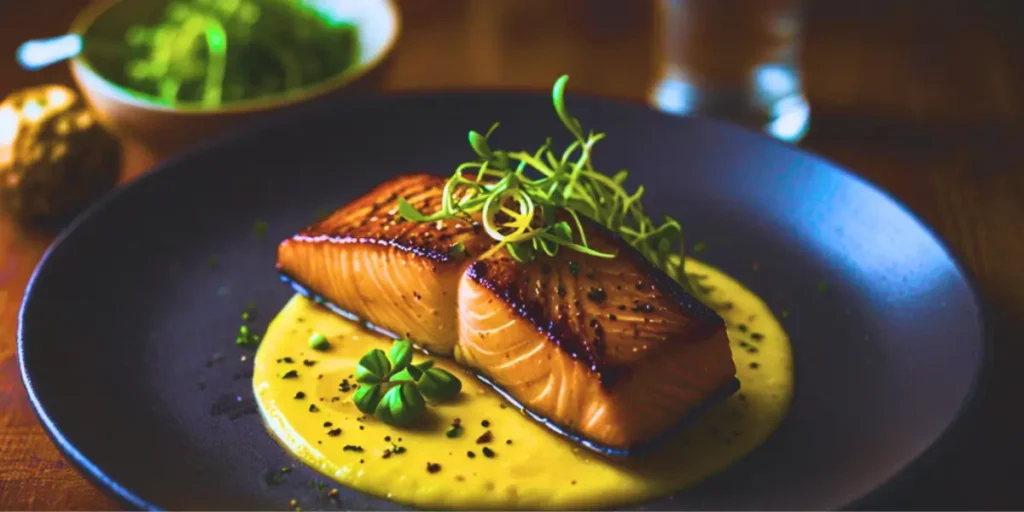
[
  {"left": 2, "top": 0, "right": 1020, "bottom": 128},
  {"left": 1, "top": 0, "right": 1022, "bottom": 509}
]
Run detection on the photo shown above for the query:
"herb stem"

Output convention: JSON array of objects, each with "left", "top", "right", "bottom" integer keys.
[{"left": 397, "top": 75, "right": 694, "bottom": 292}]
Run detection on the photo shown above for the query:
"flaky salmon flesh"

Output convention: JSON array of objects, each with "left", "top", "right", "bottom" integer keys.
[{"left": 277, "top": 174, "right": 737, "bottom": 451}]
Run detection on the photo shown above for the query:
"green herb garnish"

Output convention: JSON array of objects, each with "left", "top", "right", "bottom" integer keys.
[
  {"left": 235, "top": 323, "right": 260, "bottom": 346},
  {"left": 253, "top": 220, "right": 269, "bottom": 238},
  {"left": 307, "top": 332, "right": 330, "bottom": 351},
  {"left": 446, "top": 425, "right": 462, "bottom": 438},
  {"left": 108, "top": 0, "right": 360, "bottom": 108},
  {"left": 449, "top": 242, "right": 466, "bottom": 257},
  {"left": 397, "top": 75, "right": 691, "bottom": 290},
  {"left": 374, "top": 383, "right": 426, "bottom": 426},
  {"left": 235, "top": 302, "right": 260, "bottom": 345},
  {"left": 353, "top": 340, "right": 462, "bottom": 426}
]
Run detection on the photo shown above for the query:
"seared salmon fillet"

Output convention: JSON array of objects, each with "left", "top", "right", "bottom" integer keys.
[
  {"left": 278, "top": 174, "right": 737, "bottom": 451},
  {"left": 456, "top": 226, "right": 735, "bottom": 451},
  {"left": 276, "top": 174, "right": 491, "bottom": 355}
]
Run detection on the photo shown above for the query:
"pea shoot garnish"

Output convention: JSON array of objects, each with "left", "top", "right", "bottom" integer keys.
[
  {"left": 353, "top": 339, "right": 462, "bottom": 426},
  {"left": 253, "top": 220, "right": 269, "bottom": 239},
  {"left": 397, "top": 75, "right": 691, "bottom": 290},
  {"left": 308, "top": 332, "right": 330, "bottom": 351},
  {"left": 235, "top": 302, "right": 260, "bottom": 346}
]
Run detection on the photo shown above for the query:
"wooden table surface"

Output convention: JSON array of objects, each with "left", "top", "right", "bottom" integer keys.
[{"left": 1, "top": 0, "right": 1022, "bottom": 509}]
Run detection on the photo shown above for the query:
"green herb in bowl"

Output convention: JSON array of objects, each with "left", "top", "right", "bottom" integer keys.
[
  {"left": 89, "top": 0, "right": 359, "bottom": 108},
  {"left": 64, "top": 0, "right": 399, "bottom": 156}
]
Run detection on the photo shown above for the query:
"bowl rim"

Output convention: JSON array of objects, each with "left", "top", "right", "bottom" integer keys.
[{"left": 67, "top": 0, "right": 401, "bottom": 115}]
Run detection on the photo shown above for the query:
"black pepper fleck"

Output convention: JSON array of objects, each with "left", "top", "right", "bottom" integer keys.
[
  {"left": 481, "top": 419, "right": 490, "bottom": 427},
  {"left": 631, "top": 303, "right": 655, "bottom": 313},
  {"left": 749, "top": 362, "right": 760, "bottom": 369},
  {"left": 426, "top": 462, "right": 442, "bottom": 473},
  {"left": 586, "top": 287, "right": 607, "bottom": 303},
  {"left": 294, "top": 391, "right": 306, "bottom": 400},
  {"left": 327, "top": 428, "right": 341, "bottom": 437},
  {"left": 482, "top": 447, "right": 496, "bottom": 458},
  {"left": 308, "top": 404, "right": 319, "bottom": 413},
  {"left": 467, "top": 451, "right": 476, "bottom": 458}
]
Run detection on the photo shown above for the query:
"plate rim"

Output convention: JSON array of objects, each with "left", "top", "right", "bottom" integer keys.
[{"left": 16, "top": 89, "right": 993, "bottom": 511}]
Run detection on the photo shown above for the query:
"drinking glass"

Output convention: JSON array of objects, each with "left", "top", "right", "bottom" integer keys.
[{"left": 649, "top": 0, "right": 810, "bottom": 142}]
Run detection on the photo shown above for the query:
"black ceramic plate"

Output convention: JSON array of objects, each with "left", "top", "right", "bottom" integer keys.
[{"left": 19, "top": 91, "right": 987, "bottom": 510}]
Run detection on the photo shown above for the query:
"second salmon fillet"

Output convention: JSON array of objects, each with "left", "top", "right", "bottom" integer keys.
[{"left": 457, "top": 227, "right": 736, "bottom": 451}]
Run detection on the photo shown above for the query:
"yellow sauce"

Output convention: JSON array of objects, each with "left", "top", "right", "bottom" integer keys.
[{"left": 253, "top": 259, "right": 793, "bottom": 509}]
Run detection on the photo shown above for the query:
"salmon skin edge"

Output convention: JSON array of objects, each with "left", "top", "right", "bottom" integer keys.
[{"left": 277, "top": 272, "right": 742, "bottom": 458}]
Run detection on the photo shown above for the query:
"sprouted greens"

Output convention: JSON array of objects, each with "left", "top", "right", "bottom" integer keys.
[
  {"left": 107, "top": 0, "right": 358, "bottom": 107},
  {"left": 399, "top": 76, "right": 692, "bottom": 290}
]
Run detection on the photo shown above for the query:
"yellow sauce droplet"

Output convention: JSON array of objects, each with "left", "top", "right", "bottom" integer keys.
[{"left": 253, "top": 259, "right": 793, "bottom": 509}]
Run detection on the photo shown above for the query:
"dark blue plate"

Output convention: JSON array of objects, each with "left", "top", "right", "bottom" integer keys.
[{"left": 18, "top": 91, "right": 987, "bottom": 510}]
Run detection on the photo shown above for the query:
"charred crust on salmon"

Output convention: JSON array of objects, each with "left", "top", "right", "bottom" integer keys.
[
  {"left": 279, "top": 174, "right": 487, "bottom": 265},
  {"left": 466, "top": 232, "right": 726, "bottom": 392}
]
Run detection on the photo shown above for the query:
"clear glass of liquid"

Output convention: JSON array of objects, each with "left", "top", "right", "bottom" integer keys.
[{"left": 649, "top": 0, "right": 810, "bottom": 142}]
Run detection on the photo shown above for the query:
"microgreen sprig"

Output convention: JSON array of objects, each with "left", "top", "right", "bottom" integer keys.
[
  {"left": 353, "top": 340, "right": 462, "bottom": 426},
  {"left": 397, "top": 75, "right": 690, "bottom": 288}
]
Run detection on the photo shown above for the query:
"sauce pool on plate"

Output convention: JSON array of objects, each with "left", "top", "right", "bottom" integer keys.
[{"left": 253, "top": 259, "right": 793, "bottom": 509}]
